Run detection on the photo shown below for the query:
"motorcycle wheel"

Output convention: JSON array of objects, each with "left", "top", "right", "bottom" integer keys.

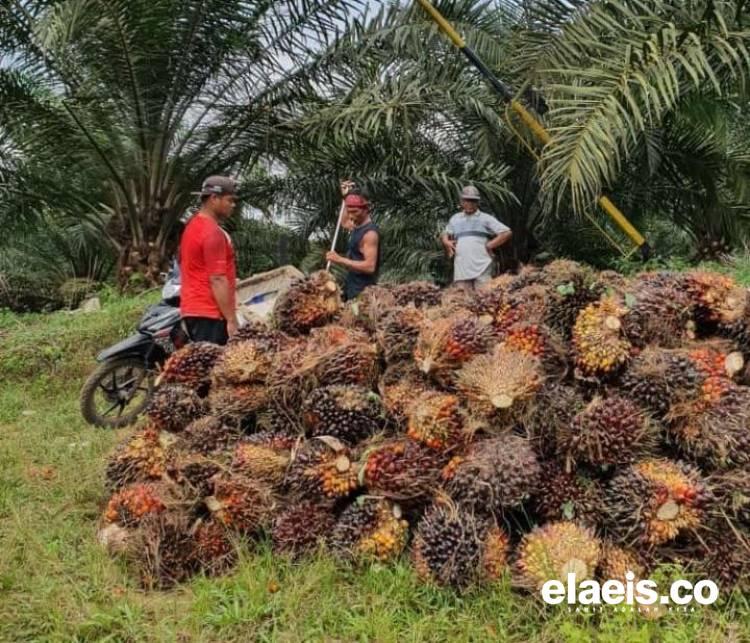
[{"left": 80, "top": 357, "right": 155, "bottom": 428}]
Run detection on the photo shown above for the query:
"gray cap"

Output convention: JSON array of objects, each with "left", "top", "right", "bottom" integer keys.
[
  {"left": 193, "top": 175, "right": 237, "bottom": 197},
  {"left": 460, "top": 185, "right": 481, "bottom": 201}
]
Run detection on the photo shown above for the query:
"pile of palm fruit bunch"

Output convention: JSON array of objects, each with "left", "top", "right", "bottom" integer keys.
[{"left": 97, "top": 263, "right": 750, "bottom": 596}]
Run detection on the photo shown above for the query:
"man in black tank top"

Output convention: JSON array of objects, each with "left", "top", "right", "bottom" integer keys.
[{"left": 325, "top": 190, "right": 381, "bottom": 301}]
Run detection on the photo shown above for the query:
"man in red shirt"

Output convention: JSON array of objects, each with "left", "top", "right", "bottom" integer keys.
[{"left": 179, "top": 176, "right": 238, "bottom": 345}]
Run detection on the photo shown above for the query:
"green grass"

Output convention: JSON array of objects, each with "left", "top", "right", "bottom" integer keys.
[{"left": 1, "top": 276, "right": 749, "bottom": 642}]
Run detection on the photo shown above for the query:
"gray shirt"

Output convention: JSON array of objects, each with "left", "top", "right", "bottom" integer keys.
[{"left": 445, "top": 210, "right": 510, "bottom": 281}]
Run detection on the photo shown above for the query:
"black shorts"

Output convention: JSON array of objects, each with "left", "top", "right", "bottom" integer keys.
[{"left": 182, "top": 317, "right": 228, "bottom": 346}]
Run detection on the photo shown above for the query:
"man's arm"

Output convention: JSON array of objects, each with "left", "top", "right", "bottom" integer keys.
[
  {"left": 204, "top": 230, "right": 238, "bottom": 335},
  {"left": 484, "top": 214, "right": 512, "bottom": 252},
  {"left": 326, "top": 230, "right": 379, "bottom": 274},
  {"left": 487, "top": 229, "right": 512, "bottom": 251}
]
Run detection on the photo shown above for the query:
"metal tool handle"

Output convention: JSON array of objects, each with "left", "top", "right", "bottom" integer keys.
[{"left": 326, "top": 199, "right": 348, "bottom": 271}]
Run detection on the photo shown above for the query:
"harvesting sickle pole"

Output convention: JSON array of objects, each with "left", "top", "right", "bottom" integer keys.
[
  {"left": 414, "top": 0, "right": 651, "bottom": 260},
  {"left": 326, "top": 180, "right": 356, "bottom": 271}
]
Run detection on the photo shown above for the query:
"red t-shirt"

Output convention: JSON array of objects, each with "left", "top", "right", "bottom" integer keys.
[{"left": 179, "top": 213, "right": 236, "bottom": 320}]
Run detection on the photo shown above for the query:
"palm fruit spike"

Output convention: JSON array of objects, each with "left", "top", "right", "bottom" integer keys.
[
  {"left": 179, "top": 415, "right": 241, "bottom": 455},
  {"left": 103, "top": 482, "right": 169, "bottom": 528},
  {"left": 211, "top": 337, "right": 278, "bottom": 386},
  {"left": 620, "top": 278, "right": 693, "bottom": 348},
  {"left": 455, "top": 345, "right": 543, "bottom": 422},
  {"left": 557, "top": 395, "right": 655, "bottom": 469},
  {"left": 481, "top": 525, "right": 511, "bottom": 581},
  {"left": 156, "top": 342, "right": 224, "bottom": 390},
  {"left": 708, "top": 468, "right": 750, "bottom": 526},
  {"left": 526, "top": 383, "right": 586, "bottom": 460},
  {"left": 329, "top": 497, "right": 409, "bottom": 564},
  {"left": 268, "top": 336, "right": 380, "bottom": 416},
  {"left": 445, "top": 435, "right": 541, "bottom": 513},
  {"left": 411, "top": 500, "right": 500, "bottom": 589},
  {"left": 619, "top": 347, "right": 702, "bottom": 418},
  {"left": 206, "top": 474, "right": 276, "bottom": 535},
  {"left": 302, "top": 385, "right": 385, "bottom": 446},
  {"left": 208, "top": 382, "right": 268, "bottom": 420},
  {"left": 361, "top": 438, "right": 447, "bottom": 503},
  {"left": 105, "top": 425, "right": 170, "bottom": 491},
  {"left": 272, "top": 502, "right": 336, "bottom": 558},
  {"left": 375, "top": 306, "right": 425, "bottom": 363},
  {"left": 147, "top": 383, "right": 206, "bottom": 433},
  {"left": 597, "top": 542, "right": 648, "bottom": 585},
  {"left": 378, "top": 362, "right": 431, "bottom": 425},
  {"left": 193, "top": 518, "right": 237, "bottom": 576},
  {"left": 534, "top": 463, "right": 603, "bottom": 528},
  {"left": 603, "top": 458, "right": 710, "bottom": 547},
  {"left": 667, "top": 386, "right": 750, "bottom": 469},
  {"left": 406, "top": 390, "right": 463, "bottom": 451},
  {"left": 391, "top": 281, "right": 442, "bottom": 308},
  {"left": 226, "top": 318, "right": 279, "bottom": 345},
  {"left": 413, "top": 314, "right": 495, "bottom": 384},
  {"left": 572, "top": 294, "right": 632, "bottom": 378},
  {"left": 285, "top": 437, "right": 359, "bottom": 501},
  {"left": 541, "top": 260, "right": 603, "bottom": 338},
  {"left": 231, "top": 433, "right": 294, "bottom": 488},
  {"left": 128, "top": 511, "right": 198, "bottom": 590},
  {"left": 272, "top": 270, "right": 341, "bottom": 335},
  {"left": 515, "top": 522, "right": 601, "bottom": 591},
  {"left": 682, "top": 270, "right": 747, "bottom": 328}
]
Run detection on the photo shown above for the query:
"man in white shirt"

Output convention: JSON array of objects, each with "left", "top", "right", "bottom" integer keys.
[{"left": 441, "top": 186, "right": 512, "bottom": 289}]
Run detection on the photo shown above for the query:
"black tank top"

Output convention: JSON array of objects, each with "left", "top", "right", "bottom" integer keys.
[{"left": 344, "top": 221, "right": 381, "bottom": 300}]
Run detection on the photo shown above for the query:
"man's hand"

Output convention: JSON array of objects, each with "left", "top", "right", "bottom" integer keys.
[
  {"left": 485, "top": 242, "right": 494, "bottom": 255},
  {"left": 340, "top": 180, "right": 356, "bottom": 197},
  {"left": 326, "top": 250, "right": 345, "bottom": 266},
  {"left": 444, "top": 238, "right": 457, "bottom": 258},
  {"left": 226, "top": 319, "right": 239, "bottom": 337}
]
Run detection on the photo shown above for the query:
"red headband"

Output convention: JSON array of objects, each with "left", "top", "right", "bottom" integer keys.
[{"left": 345, "top": 193, "right": 369, "bottom": 208}]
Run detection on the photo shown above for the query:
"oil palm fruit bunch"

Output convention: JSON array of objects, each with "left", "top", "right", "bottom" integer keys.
[
  {"left": 506, "top": 285, "right": 549, "bottom": 328},
  {"left": 193, "top": 518, "right": 237, "bottom": 576},
  {"left": 619, "top": 347, "right": 702, "bottom": 418},
  {"left": 446, "top": 435, "right": 541, "bottom": 513},
  {"left": 515, "top": 522, "right": 601, "bottom": 590},
  {"left": 541, "top": 260, "right": 603, "bottom": 338},
  {"left": 557, "top": 395, "right": 654, "bottom": 469},
  {"left": 414, "top": 314, "right": 495, "bottom": 384},
  {"left": 406, "top": 390, "right": 464, "bottom": 450},
  {"left": 502, "top": 323, "right": 567, "bottom": 376},
  {"left": 227, "top": 319, "right": 281, "bottom": 345},
  {"left": 179, "top": 415, "right": 241, "bottom": 455},
  {"left": 526, "top": 383, "right": 586, "bottom": 459},
  {"left": 157, "top": 342, "right": 224, "bottom": 391},
  {"left": 683, "top": 344, "right": 743, "bottom": 409},
  {"left": 128, "top": 511, "right": 198, "bottom": 590},
  {"left": 378, "top": 362, "right": 430, "bottom": 425},
  {"left": 392, "top": 281, "right": 442, "bottom": 308},
  {"left": 456, "top": 345, "right": 543, "bottom": 422},
  {"left": 211, "top": 336, "right": 279, "bottom": 386},
  {"left": 208, "top": 382, "right": 268, "bottom": 419},
  {"left": 231, "top": 433, "right": 295, "bottom": 488},
  {"left": 350, "top": 285, "right": 397, "bottom": 329},
  {"left": 361, "top": 438, "right": 447, "bottom": 503},
  {"left": 285, "top": 437, "right": 359, "bottom": 500},
  {"left": 103, "top": 482, "right": 171, "bottom": 528},
  {"left": 206, "top": 473, "right": 276, "bottom": 535},
  {"left": 147, "top": 384, "right": 206, "bottom": 433},
  {"left": 255, "top": 409, "right": 299, "bottom": 436},
  {"left": 374, "top": 306, "right": 425, "bottom": 363},
  {"left": 272, "top": 502, "right": 337, "bottom": 558},
  {"left": 597, "top": 542, "right": 648, "bottom": 584},
  {"left": 465, "top": 287, "right": 507, "bottom": 324},
  {"left": 412, "top": 500, "right": 507, "bottom": 589},
  {"left": 620, "top": 278, "right": 693, "bottom": 348},
  {"left": 105, "top": 425, "right": 169, "bottom": 491},
  {"left": 165, "top": 450, "right": 222, "bottom": 497},
  {"left": 572, "top": 295, "right": 632, "bottom": 378},
  {"left": 708, "top": 468, "right": 750, "bottom": 526},
  {"left": 534, "top": 463, "right": 603, "bottom": 528},
  {"left": 667, "top": 386, "right": 750, "bottom": 469},
  {"left": 329, "top": 497, "right": 409, "bottom": 563},
  {"left": 682, "top": 270, "right": 747, "bottom": 328},
  {"left": 272, "top": 270, "right": 341, "bottom": 335},
  {"left": 603, "top": 459, "right": 710, "bottom": 547},
  {"left": 302, "top": 385, "right": 385, "bottom": 445}
]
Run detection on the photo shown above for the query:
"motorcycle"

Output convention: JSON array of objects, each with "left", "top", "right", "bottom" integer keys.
[{"left": 79, "top": 263, "right": 186, "bottom": 428}]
